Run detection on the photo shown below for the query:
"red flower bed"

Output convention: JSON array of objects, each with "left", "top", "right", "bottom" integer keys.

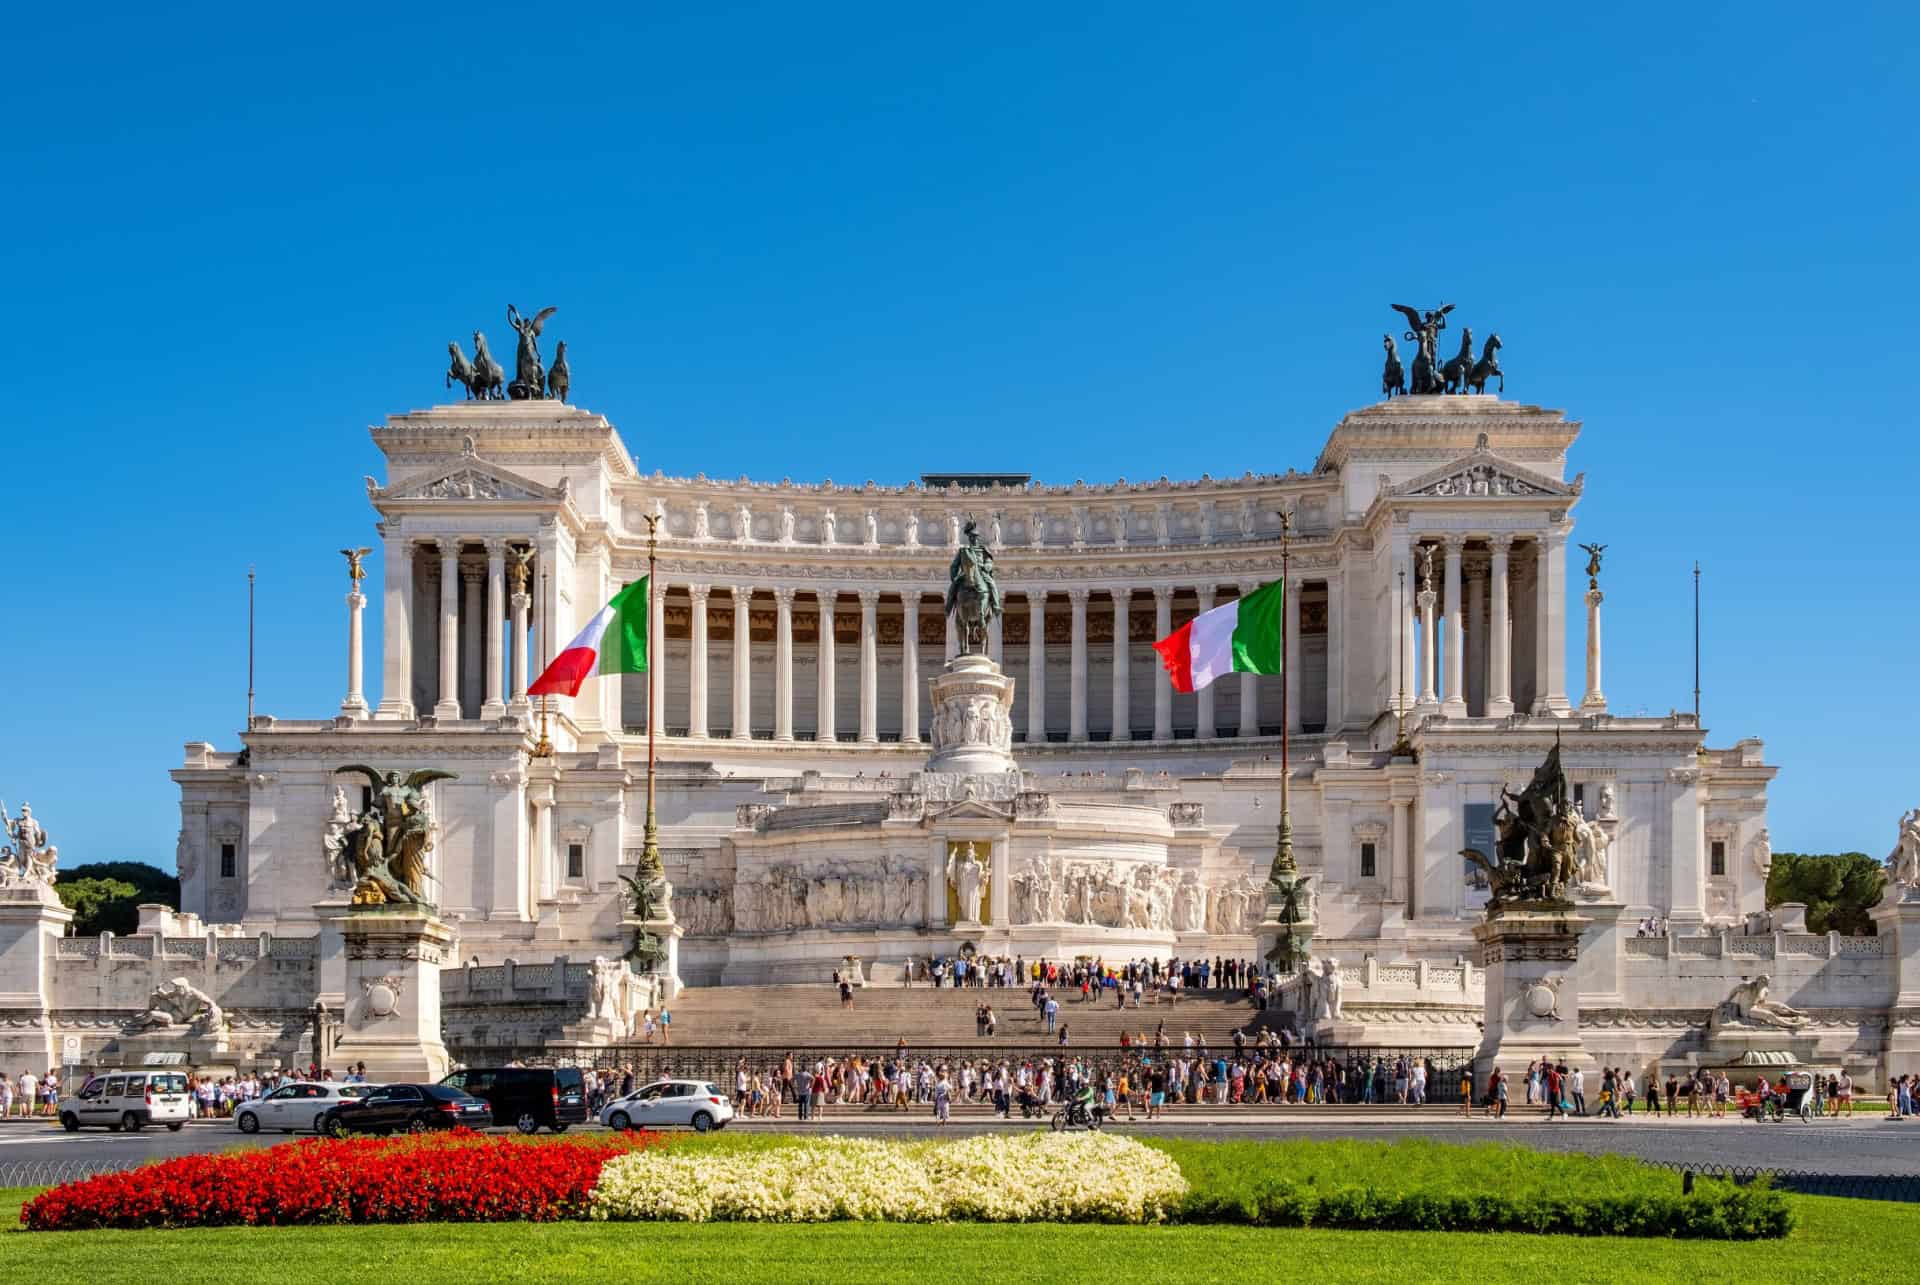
[{"left": 22, "top": 1129, "right": 663, "bottom": 1231}]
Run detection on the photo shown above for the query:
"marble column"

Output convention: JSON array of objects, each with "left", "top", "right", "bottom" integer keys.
[
  {"left": 732, "top": 588, "right": 752, "bottom": 739},
  {"left": 944, "top": 606, "right": 959, "bottom": 663},
  {"left": 1110, "top": 590, "right": 1131, "bottom": 742},
  {"left": 1487, "top": 535, "right": 1515, "bottom": 718},
  {"left": 375, "top": 534, "right": 414, "bottom": 720},
  {"left": 531, "top": 781, "right": 555, "bottom": 902},
  {"left": 1535, "top": 532, "right": 1571, "bottom": 714},
  {"left": 1324, "top": 570, "right": 1344, "bottom": 731},
  {"left": 1416, "top": 555, "right": 1438, "bottom": 712},
  {"left": 816, "top": 592, "right": 836, "bottom": 743},
  {"left": 987, "top": 610, "right": 1003, "bottom": 668},
  {"left": 1152, "top": 587, "right": 1173, "bottom": 741},
  {"left": 1068, "top": 588, "right": 1089, "bottom": 742},
  {"left": 1195, "top": 585, "right": 1216, "bottom": 738},
  {"left": 482, "top": 541, "right": 507, "bottom": 719},
  {"left": 1237, "top": 581, "right": 1260, "bottom": 737},
  {"left": 460, "top": 564, "right": 484, "bottom": 718},
  {"left": 434, "top": 540, "right": 461, "bottom": 720},
  {"left": 1397, "top": 536, "right": 1417, "bottom": 723},
  {"left": 989, "top": 840, "right": 1010, "bottom": 926},
  {"left": 1026, "top": 594, "right": 1047, "bottom": 743},
  {"left": 1441, "top": 536, "right": 1466, "bottom": 717},
  {"left": 1392, "top": 793, "right": 1415, "bottom": 914},
  {"left": 858, "top": 589, "right": 879, "bottom": 745},
  {"left": 1284, "top": 575, "right": 1303, "bottom": 733},
  {"left": 902, "top": 594, "right": 921, "bottom": 743},
  {"left": 1582, "top": 585, "right": 1607, "bottom": 712},
  {"left": 774, "top": 587, "right": 795, "bottom": 741},
  {"left": 509, "top": 582, "right": 530, "bottom": 712},
  {"left": 649, "top": 575, "right": 668, "bottom": 734},
  {"left": 1465, "top": 560, "right": 1486, "bottom": 719},
  {"left": 341, "top": 584, "right": 369, "bottom": 718},
  {"left": 687, "top": 584, "right": 710, "bottom": 738}
]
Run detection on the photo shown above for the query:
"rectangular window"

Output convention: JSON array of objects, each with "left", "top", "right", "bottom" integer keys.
[
  {"left": 219, "top": 842, "right": 237, "bottom": 879},
  {"left": 567, "top": 843, "right": 584, "bottom": 880},
  {"left": 1462, "top": 802, "right": 1498, "bottom": 910},
  {"left": 1573, "top": 783, "right": 1586, "bottom": 815},
  {"left": 1710, "top": 840, "right": 1727, "bottom": 878},
  {"left": 1359, "top": 842, "right": 1377, "bottom": 879}
]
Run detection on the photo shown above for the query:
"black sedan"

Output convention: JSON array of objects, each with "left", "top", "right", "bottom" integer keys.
[{"left": 320, "top": 1083, "right": 492, "bottom": 1136}]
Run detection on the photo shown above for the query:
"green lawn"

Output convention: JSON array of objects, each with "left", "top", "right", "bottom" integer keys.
[{"left": 0, "top": 1186, "right": 1904, "bottom": 1283}]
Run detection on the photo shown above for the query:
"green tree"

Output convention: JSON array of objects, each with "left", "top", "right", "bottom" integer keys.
[
  {"left": 54, "top": 861, "right": 180, "bottom": 936},
  {"left": 1765, "top": 851, "right": 1885, "bottom": 936}
]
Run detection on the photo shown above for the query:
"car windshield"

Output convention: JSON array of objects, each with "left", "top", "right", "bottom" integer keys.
[{"left": 424, "top": 1086, "right": 470, "bottom": 1102}]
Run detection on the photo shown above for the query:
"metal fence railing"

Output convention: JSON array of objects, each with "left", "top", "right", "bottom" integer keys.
[
  {"left": 0, "top": 1158, "right": 128, "bottom": 1189},
  {"left": 1643, "top": 1160, "right": 1920, "bottom": 1204}
]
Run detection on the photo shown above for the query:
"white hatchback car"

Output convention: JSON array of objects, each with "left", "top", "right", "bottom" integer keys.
[
  {"left": 235, "top": 1081, "right": 385, "bottom": 1135},
  {"left": 61, "top": 1071, "right": 193, "bottom": 1132},
  {"left": 601, "top": 1079, "right": 734, "bottom": 1133}
]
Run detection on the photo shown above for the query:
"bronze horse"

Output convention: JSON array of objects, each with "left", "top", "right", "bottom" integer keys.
[
  {"left": 1441, "top": 327, "right": 1475, "bottom": 394},
  {"left": 1467, "top": 334, "right": 1504, "bottom": 394},
  {"left": 446, "top": 342, "right": 479, "bottom": 398},
  {"left": 1381, "top": 334, "right": 1405, "bottom": 398},
  {"left": 470, "top": 332, "right": 506, "bottom": 401}
]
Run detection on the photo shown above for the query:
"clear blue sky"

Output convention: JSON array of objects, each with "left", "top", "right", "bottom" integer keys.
[{"left": 2, "top": 3, "right": 1912, "bottom": 866}]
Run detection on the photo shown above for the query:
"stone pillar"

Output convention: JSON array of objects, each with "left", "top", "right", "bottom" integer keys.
[
  {"left": 1325, "top": 570, "right": 1345, "bottom": 731},
  {"left": 902, "top": 594, "right": 922, "bottom": 743},
  {"left": 1472, "top": 908, "right": 1593, "bottom": 1085},
  {"left": 989, "top": 840, "right": 1010, "bottom": 926},
  {"left": 1195, "top": 585, "right": 1217, "bottom": 739},
  {"left": 434, "top": 540, "right": 461, "bottom": 720},
  {"left": 1110, "top": 590, "right": 1131, "bottom": 742},
  {"left": 1416, "top": 559, "right": 1438, "bottom": 712},
  {"left": 649, "top": 575, "right": 668, "bottom": 734},
  {"left": 1026, "top": 594, "right": 1047, "bottom": 743},
  {"left": 1068, "top": 588, "right": 1089, "bottom": 742},
  {"left": 1667, "top": 767, "right": 1707, "bottom": 929},
  {"left": 816, "top": 593, "right": 837, "bottom": 743},
  {"left": 1465, "top": 560, "right": 1485, "bottom": 718},
  {"left": 509, "top": 583, "right": 530, "bottom": 712},
  {"left": 1870, "top": 894, "right": 1920, "bottom": 1079},
  {"left": 1284, "top": 575, "right": 1303, "bottom": 733},
  {"left": 773, "top": 587, "right": 795, "bottom": 741},
  {"left": 1152, "top": 587, "right": 1173, "bottom": 742},
  {"left": 460, "top": 564, "right": 484, "bottom": 719},
  {"left": 331, "top": 909, "right": 456, "bottom": 1082},
  {"left": 531, "top": 779, "right": 555, "bottom": 901},
  {"left": 1397, "top": 535, "right": 1417, "bottom": 723},
  {"left": 375, "top": 535, "right": 415, "bottom": 720},
  {"left": 1487, "top": 536, "right": 1514, "bottom": 717},
  {"left": 1534, "top": 531, "right": 1572, "bottom": 714},
  {"left": 1441, "top": 536, "right": 1466, "bottom": 717},
  {"left": 1581, "top": 586, "right": 1606, "bottom": 712},
  {"left": 1238, "top": 581, "right": 1260, "bottom": 737},
  {"left": 732, "top": 588, "right": 752, "bottom": 739},
  {"left": 944, "top": 606, "right": 959, "bottom": 663},
  {"left": 0, "top": 884, "right": 73, "bottom": 1072},
  {"left": 482, "top": 540, "right": 507, "bottom": 719},
  {"left": 858, "top": 589, "right": 879, "bottom": 745},
  {"left": 987, "top": 610, "right": 1003, "bottom": 668},
  {"left": 687, "top": 584, "right": 710, "bottom": 738},
  {"left": 341, "top": 585, "right": 369, "bottom": 719}
]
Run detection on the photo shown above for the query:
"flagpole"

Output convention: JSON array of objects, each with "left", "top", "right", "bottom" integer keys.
[
  {"left": 639, "top": 514, "right": 663, "bottom": 886},
  {"left": 246, "top": 565, "right": 256, "bottom": 727},
  {"left": 1276, "top": 506, "right": 1292, "bottom": 877},
  {"left": 1692, "top": 560, "right": 1701, "bottom": 725}
]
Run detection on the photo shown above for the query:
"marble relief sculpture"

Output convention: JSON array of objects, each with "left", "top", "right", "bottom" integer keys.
[
  {"left": 1717, "top": 973, "right": 1811, "bottom": 1031},
  {"left": 131, "top": 976, "right": 225, "bottom": 1033},
  {"left": 733, "top": 860, "right": 926, "bottom": 933}
]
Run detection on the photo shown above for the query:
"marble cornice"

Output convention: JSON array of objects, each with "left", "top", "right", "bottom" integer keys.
[
  {"left": 627, "top": 545, "right": 1348, "bottom": 586},
  {"left": 622, "top": 470, "right": 1337, "bottom": 501}
]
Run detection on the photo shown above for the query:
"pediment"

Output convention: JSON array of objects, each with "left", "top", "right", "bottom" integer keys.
[
  {"left": 926, "top": 798, "right": 1013, "bottom": 824},
  {"left": 1389, "top": 435, "right": 1579, "bottom": 500},
  {"left": 369, "top": 440, "right": 565, "bottom": 504}
]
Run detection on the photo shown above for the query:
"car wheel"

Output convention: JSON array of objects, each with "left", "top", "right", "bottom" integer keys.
[
  {"left": 515, "top": 1112, "right": 540, "bottom": 1135},
  {"left": 691, "top": 1111, "right": 714, "bottom": 1133},
  {"left": 552, "top": 1123, "right": 569, "bottom": 1134},
  {"left": 59, "top": 1113, "right": 79, "bottom": 1133},
  {"left": 238, "top": 1112, "right": 260, "bottom": 1134},
  {"left": 313, "top": 1114, "right": 328, "bottom": 1134},
  {"left": 407, "top": 1116, "right": 429, "bottom": 1134},
  {"left": 165, "top": 1122, "right": 183, "bottom": 1133},
  {"left": 122, "top": 1112, "right": 144, "bottom": 1133},
  {"left": 608, "top": 1111, "right": 630, "bottom": 1131},
  {"left": 325, "top": 1114, "right": 350, "bottom": 1138}
]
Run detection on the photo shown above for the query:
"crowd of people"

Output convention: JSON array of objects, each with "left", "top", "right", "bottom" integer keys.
[
  {"left": 917, "top": 954, "right": 1272, "bottom": 1006},
  {"left": 2, "top": 1069, "right": 61, "bottom": 1117}
]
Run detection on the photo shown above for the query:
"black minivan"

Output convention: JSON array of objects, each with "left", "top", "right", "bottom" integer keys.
[{"left": 439, "top": 1067, "right": 588, "bottom": 1134}]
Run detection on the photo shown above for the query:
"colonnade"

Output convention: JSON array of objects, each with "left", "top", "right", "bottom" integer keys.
[{"left": 1407, "top": 532, "right": 1568, "bottom": 719}]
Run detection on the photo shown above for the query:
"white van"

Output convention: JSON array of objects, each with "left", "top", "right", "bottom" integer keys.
[{"left": 61, "top": 1071, "right": 193, "bottom": 1132}]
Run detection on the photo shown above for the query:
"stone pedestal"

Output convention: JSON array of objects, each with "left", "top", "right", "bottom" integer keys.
[
  {"left": 328, "top": 909, "right": 455, "bottom": 1081},
  {"left": 0, "top": 883, "right": 71, "bottom": 1068},
  {"left": 924, "top": 653, "right": 1016, "bottom": 776},
  {"left": 1580, "top": 587, "right": 1606, "bottom": 712},
  {"left": 1472, "top": 906, "right": 1593, "bottom": 1084},
  {"left": 1872, "top": 889, "right": 1920, "bottom": 1078},
  {"left": 624, "top": 891, "right": 685, "bottom": 1002}
]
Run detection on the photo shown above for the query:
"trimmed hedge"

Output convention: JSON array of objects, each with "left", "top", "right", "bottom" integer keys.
[{"left": 1152, "top": 1138, "right": 1792, "bottom": 1239}]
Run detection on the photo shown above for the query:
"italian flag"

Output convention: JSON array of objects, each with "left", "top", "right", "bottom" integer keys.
[
  {"left": 528, "top": 577, "right": 649, "bottom": 697},
  {"left": 1151, "top": 579, "right": 1284, "bottom": 694}
]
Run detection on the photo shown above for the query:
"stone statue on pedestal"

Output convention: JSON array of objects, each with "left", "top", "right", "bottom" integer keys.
[
  {"left": 947, "top": 843, "right": 986, "bottom": 924},
  {"left": 1887, "top": 809, "right": 1920, "bottom": 893},
  {"left": 0, "top": 802, "right": 57, "bottom": 890},
  {"left": 1717, "top": 973, "right": 1811, "bottom": 1031},
  {"left": 131, "top": 976, "right": 224, "bottom": 1034}
]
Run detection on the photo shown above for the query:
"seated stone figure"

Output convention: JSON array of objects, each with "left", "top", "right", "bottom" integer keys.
[
  {"left": 131, "top": 976, "right": 224, "bottom": 1033},
  {"left": 1721, "top": 973, "right": 1810, "bottom": 1030}
]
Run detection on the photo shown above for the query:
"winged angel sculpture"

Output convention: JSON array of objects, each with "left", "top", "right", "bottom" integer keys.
[
  {"left": 506, "top": 304, "right": 557, "bottom": 400},
  {"left": 329, "top": 767, "right": 457, "bottom": 907}
]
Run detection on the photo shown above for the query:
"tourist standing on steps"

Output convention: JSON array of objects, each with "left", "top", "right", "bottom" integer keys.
[
  {"left": 1544, "top": 1063, "right": 1564, "bottom": 1120},
  {"left": 933, "top": 1070, "right": 951, "bottom": 1125},
  {"left": 1570, "top": 1066, "right": 1587, "bottom": 1116}
]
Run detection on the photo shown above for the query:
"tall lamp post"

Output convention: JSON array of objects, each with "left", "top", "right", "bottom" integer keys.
[
  {"left": 1264, "top": 507, "right": 1312, "bottom": 974},
  {"left": 637, "top": 513, "right": 664, "bottom": 887}
]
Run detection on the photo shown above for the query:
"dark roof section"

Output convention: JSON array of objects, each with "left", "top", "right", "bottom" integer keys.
[{"left": 920, "top": 472, "right": 1032, "bottom": 490}]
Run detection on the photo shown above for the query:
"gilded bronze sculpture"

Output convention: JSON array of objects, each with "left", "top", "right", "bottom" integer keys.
[
  {"left": 330, "top": 766, "right": 457, "bottom": 907},
  {"left": 1459, "top": 739, "right": 1578, "bottom": 911},
  {"left": 339, "top": 547, "right": 371, "bottom": 584}
]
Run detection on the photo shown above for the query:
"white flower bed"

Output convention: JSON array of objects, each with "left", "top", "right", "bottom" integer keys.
[{"left": 590, "top": 1133, "right": 1188, "bottom": 1224}]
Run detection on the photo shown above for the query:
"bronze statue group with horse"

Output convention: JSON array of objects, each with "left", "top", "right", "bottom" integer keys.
[
  {"left": 1381, "top": 302, "right": 1503, "bottom": 398},
  {"left": 445, "top": 305, "right": 572, "bottom": 402}
]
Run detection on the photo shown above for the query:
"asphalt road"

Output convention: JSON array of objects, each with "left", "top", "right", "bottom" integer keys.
[{"left": 1, "top": 1114, "right": 1914, "bottom": 1180}]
